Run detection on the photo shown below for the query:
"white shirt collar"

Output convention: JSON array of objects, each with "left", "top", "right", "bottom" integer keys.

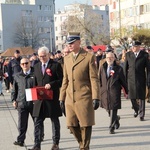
[
  {"left": 42, "top": 60, "right": 49, "bottom": 68},
  {"left": 24, "top": 69, "right": 31, "bottom": 75}
]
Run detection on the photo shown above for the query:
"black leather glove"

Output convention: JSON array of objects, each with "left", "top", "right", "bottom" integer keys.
[
  {"left": 60, "top": 101, "right": 66, "bottom": 116},
  {"left": 93, "top": 99, "right": 99, "bottom": 110}
]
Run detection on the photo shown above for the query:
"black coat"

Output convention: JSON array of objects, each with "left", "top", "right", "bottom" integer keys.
[
  {"left": 8, "top": 57, "right": 22, "bottom": 84},
  {"left": 124, "top": 50, "right": 150, "bottom": 100},
  {"left": 0, "top": 69, "right": 3, "bottom": 81},
  {"left": 11, "top": 68, "right": 34, "bottom": 109},
  {"left": 33, "top": 59, "right": 63, "bottom": 118},
  {"left": 99, "top": 62, "right": 128, "bottom": 110}
]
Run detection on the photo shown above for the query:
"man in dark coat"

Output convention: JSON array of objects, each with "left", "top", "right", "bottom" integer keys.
[
  {"left": 29, "top": 46, "right": 63, "bottom": 150},
  {"left": 12, "top": 57, "right": 34, "bottom": 147},
  {"left": 124, "top": 41, "right": 150, "bottom": 121},
  {"left": 8, "top": 50, "right": 22, "bottom": 85},
  {"left": 30, "top": 53, "right": 40, "bottom": 67},
  {"left": 54, "top": 50, "right": 64, "bottom": 68},
  {"left": 99, "top": 52, "right": 128, "bottom": 134}
]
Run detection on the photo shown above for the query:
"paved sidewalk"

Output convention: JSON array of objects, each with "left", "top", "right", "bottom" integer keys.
[{"left": 0, "top": 90, "right": 150, "bottom": 150}]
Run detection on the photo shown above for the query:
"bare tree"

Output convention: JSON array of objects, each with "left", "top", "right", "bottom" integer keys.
[
  {"left": 61, "top": 4, "right": 110, "bottom": 46},
  {"left": 14, "top": 16, "right": 40, "bottom": 49}
]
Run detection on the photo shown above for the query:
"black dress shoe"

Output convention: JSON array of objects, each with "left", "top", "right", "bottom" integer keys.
[
  {"left": 28, "top": 147, "right": 41, "bottom": 150},
  {"left": 134, "top": 111, "right": 138, "bottom": 118},
  {"left": 51, "top": 144, "right": 59, "bottom": 150},
  {"left": 115, "top": 116, "right": 120, "bottom": 129},
  {"left": 40, "top": 136, "right": 44, "bottom": 142},
  {"left": 147, "top": 99, "right": 150, "bottom": 103},
  {"left": 115, "top": 121, "right": 120, "bottom": 129},
  {"left": 140, "top": 117, "right": 144, "bottom": 121},
  {"left": 109, "top": 128, "right": 115, "bottom": 134},
  {"left": 13, "top": 141, "right": 24, "bottom": 147}
]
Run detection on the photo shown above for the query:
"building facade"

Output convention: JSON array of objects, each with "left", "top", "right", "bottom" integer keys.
[
  {"left": 109, "top": 0, "right": 150, "bottom": 37},
  {"left": 54, "top": 3, "right": 110, "bottom": 50},
  {"left": 92, "top": 0, "right": 109, "bottom": 6},
  {"left": 0, "top": 0, "right": 55, "bottom": 52}
]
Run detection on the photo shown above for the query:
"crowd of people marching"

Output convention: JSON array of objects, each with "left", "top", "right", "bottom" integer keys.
[{"left": 0, "top": 32, "right": 150, "bottom": 150}]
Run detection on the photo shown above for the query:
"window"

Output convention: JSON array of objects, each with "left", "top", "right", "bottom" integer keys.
[
  {"left": 113, "top": 2, "right": 116, "bottom": 9},
  {"left": 44, "top": 5, "right": 51, "bottom": 11},
  {"left": 132, "top": 7, "right": 136, "bottom": 16},
  {"left": 22, "top": 10, "right": 32, "bottom": 16},
  {"left": 44, "top": 16, "right": 51, "bottom": 22},
  {"left": 129, "top": 7, "right": 132, "bottom": 17},
  {"left": 38, "top": 16, "right": 43, "bottom": 22},
  {"left": 38, "top": 5, "right": 42, "bottom": 11},
  {"left": 110, "top": 12, "right": 114, "bottom": 21},
  {"left": 133, "top": 0, "right": 136, "bottom": 5},
  {"left": 110, "top": 0, "right": 113, "bottom": 5},
  {"left": 140, "top": 5, "right": 144, "bottom": 14},
  {"left": 56, "top": 36, "right": 58, "bottom": 40},
  {"left": 39, "top": 27, "right": 44, "bottom": 33},
  {"left": 55, "top": 27, "right": 58, "bottom": 31},
  {"left": 56, "top": 45, "right": 58, "bottom": 49},
  {"left": 121, "top": 10, "right": 125, "bottom": 18},
  {"left": 145, "top": 4, "right": 150, "bottom": 13}
]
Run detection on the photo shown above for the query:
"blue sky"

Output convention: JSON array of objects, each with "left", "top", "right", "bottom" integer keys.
[{"left": 55, "top": 0, "right": 92, "bottom": 11}]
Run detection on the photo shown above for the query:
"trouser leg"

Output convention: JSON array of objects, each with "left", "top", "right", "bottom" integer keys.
[
  {"left": 5, "top": 78, "right": 10, "bottom": 90},
  {"left": 80, "top": 126, "right": 92, "bottom": 150},
  {"left": 110, "top": 109, "right": 118, "bottom": 129},
  {"left": 17, "top": 108, "right": 29, "bottom": 142},
  {"left": 139, "top": 100, "right": 145, "bottom": 118},
  {"left": 34, "top": 117, "right": 44, "bottom": 148},
  {"left": 0, "top": 81, "right": 2, "bottom": 93},
  {"left": 69, "top": 126, "right": 82, "bottom": 147},
  {"left": 51, "top": 117, "right": 60, "bottom": 145},
  {"left": 131, "top": 99, "right": 139, "bottom": 112},
  {"left": 69, "top": 126, "right": 92, "bottom": 150},
  {"left": 40, "top": 121, "right": 44, "bottom": 140}
]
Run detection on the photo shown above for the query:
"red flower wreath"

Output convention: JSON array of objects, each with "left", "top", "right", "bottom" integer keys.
[{"left": 46, "top": 68, "right": 52, "bottom": 76}]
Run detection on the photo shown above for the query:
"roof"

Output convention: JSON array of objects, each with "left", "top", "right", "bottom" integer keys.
[{"left": 0, "top": 47, "right": 35, "bottom": 57}]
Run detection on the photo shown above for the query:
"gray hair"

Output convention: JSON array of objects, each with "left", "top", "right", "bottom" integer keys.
[
  {"left": 106, "top": 52, "right": 115, "bottom": 58},
  {"left": 38, "top": 46, "right": 49, "bottom": 55}
]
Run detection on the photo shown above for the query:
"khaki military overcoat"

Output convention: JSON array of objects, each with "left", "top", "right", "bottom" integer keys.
[{"left": 59, "top": 48, "right": 100, "bottom": 127}]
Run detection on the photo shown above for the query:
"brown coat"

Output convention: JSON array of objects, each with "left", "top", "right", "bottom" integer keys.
[{"left": 59, "top": 48, "right": 100, "bottom": 127}]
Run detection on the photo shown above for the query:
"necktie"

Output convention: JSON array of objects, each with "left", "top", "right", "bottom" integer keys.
[
  {"left": 135, "top": 53, "right": 138, "bottom": 57},
  {"left": 107, "top": 66, "right": 111, "bottom": 77},
  {"left": 42, "top": 64, "right": 46, "bottom": 75},
  {"left": 73, "top": 54, "right": 76, "bottom": 62}
]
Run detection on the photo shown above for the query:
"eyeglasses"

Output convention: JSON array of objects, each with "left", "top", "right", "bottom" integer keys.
[{"left": 21, "top": 62, "right": 29, "bottom": 65}]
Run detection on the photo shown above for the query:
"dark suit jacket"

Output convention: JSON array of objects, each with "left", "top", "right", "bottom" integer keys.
[
  {"left": 124, "top": 50, "right": 150, "bottom": 99},
  {"left": 33, "top": 59, "right": 63, "bottom": 118},
  {"left": 99, "top": 62, "right": 128, "bottom": 110}
]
